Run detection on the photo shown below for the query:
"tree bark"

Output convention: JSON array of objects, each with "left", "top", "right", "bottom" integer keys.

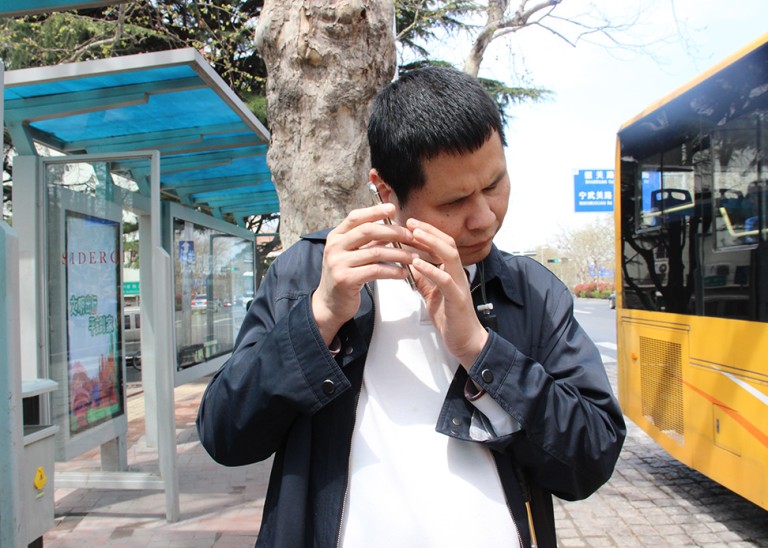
[{"left": 255, "top": 0, "right": 396, "bottom": 246}]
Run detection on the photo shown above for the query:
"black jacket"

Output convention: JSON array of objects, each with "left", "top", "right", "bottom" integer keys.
[{"left": 197, "top": 230, "right": 626, "bottom": 547}]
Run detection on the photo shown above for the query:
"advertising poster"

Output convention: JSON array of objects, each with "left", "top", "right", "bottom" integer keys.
[{"left": 65, "top": 212, "right": 124, "bottom": 435}]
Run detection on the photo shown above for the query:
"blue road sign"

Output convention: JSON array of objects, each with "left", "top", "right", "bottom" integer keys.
[
  {"left": 574, "top": 169, "right": 614, "bottom": 212},
  {"left": 641, "top": 171, "right": 662, "bottom": 223},
  {"left": 179, "top": 241, "right": 195, "bottom": 267}
]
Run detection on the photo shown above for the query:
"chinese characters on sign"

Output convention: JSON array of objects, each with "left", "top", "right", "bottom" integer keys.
[
  {"left": 574, "top": 169, "right": 615, "bottom": 213},
  {"left": 65, "top": 213, "right": 124, "bottom": 435}
]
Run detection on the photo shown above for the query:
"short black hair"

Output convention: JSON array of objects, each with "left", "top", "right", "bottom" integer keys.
[{"left": 367, "top": 66, "right": 506, "bottom": 205}]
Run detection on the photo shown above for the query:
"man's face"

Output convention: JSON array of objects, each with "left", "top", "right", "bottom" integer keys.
[{"left": 377, "top": 131, "right": 510, "bottom": 266}]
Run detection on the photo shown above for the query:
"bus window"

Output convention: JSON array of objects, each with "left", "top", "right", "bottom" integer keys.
[
  {"left": 638, "top": 168, "right": 695, "bottom": 231},
  {"left": 712, "top": 114, "right": 768, "bottom": 248},
  {"left": 619, "top": 150, "right": 698, "bottom": 314}
]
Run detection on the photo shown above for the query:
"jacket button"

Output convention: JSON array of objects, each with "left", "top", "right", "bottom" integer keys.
[
  {"left": 345, "top": 346, "right": 354, "bottom": 355},
  {"left": 481, "top": 369, "right": 494, "bottom": 383},
  {"left": 321, "top": 379, "right": 336, "bottom": 395},
  {"left": 452, "top": 417, "right": 462, "bottom": 426}
]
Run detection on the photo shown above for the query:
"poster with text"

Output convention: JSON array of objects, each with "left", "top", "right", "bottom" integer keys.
[{"left": 65, "top": 212, "right": 124, "bottom": 435}]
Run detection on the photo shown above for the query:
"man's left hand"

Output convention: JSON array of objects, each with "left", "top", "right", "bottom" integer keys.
[{"left": 406, "top": 218, "right": 489, "bottom": 369}]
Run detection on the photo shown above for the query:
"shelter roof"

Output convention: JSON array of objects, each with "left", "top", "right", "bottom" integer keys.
[
  {"left": 0, "top": 1, "right": 123, "bottom": 17},
  {"left": 3, "top": 48, "right": 277, "bottom": 226}
]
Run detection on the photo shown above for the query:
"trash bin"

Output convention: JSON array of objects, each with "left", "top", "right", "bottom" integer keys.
[{"left": 21, "top": 379, "right": 59, "bottom": 546}]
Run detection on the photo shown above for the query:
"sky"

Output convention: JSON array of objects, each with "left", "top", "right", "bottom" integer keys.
[{"left": 459, "top": 0, "right": 768, "bottom": 253}]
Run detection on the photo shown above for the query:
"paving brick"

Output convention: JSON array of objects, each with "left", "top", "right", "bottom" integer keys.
[{"left": 560, "top": 538, "right": 588, "bottom": 547}]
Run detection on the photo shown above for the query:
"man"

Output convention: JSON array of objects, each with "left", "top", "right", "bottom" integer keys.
[{"left": 197, "top": 67, "right": 625, "bottom": 547}]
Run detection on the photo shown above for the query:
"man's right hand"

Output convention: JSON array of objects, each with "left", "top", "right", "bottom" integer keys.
[{"left": 311, "top": 203, "right": 415, "bottom": 345}]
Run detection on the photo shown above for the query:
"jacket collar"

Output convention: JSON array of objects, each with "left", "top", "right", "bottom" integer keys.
[
  {"left": 479, "top": 245, "right": 524, "bottom": 307},
  {"left": 302, "top": 228, "right": 333, "bottom": 241},
  {"left": 302, "top": 230, "right": 523, "bottom": 307}
]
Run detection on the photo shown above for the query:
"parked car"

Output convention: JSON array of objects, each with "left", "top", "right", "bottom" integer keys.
[
  {"left": 124, "top": 306, "right": 141, "bottom": 369},
  {"left": 609, "top": 292, "right": 616, "bottom": 309},
  {"left": 191, "top": 295, "right": 219, "bottom": 312}
]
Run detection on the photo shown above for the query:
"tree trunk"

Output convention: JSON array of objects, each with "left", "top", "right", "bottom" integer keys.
[
  {"left": 463, "top": 0, "right": 507, "bottom": 77},
  {"left": 255, "top": 0, "right": 396, "bottom": 246}
]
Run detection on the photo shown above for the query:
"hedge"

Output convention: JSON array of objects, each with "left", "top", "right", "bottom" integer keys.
[{"left": 573, "top": 281, "right": 614, "bottom": 299}]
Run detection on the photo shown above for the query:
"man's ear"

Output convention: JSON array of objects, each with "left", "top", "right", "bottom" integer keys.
[{"left": 369, "top": 169, "right": 398, "bottom": 206}]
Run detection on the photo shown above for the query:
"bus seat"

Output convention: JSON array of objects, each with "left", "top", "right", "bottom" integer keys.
[{"left": 651, "top": 188, "right": 692, "bottom": 224}]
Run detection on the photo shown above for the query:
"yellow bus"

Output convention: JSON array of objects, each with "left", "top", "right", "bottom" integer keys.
[{"left": 615, "top": 33, "right": 768, "bottom": 511}]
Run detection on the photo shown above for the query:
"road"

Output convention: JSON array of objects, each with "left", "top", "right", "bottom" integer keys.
[{"left": 553, "top": 298, "right": 768, "bottom": 547}]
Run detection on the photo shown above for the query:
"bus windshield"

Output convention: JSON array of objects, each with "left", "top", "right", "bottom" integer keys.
[{"left": 618, "top": 39, "right": 768, "bottom": 321}]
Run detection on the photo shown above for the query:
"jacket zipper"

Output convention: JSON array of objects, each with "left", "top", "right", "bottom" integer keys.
[
  {"left": 336, "top": 386, "right": 360, "bottom": 548},
  {"left": 525, "top": 499, "right": 539, "bottom": 548},
  {"left": 495, "top": 459, "right": 529, "bottom": 548},
  {"left": 514, "top": 463, "right": 539, "bottom": 548},
  {"left": 335, "top": 282, "right": 375, "bottom": 548},
  {"left": 335, "top": 389, "right": 361, "bottom": 548}
]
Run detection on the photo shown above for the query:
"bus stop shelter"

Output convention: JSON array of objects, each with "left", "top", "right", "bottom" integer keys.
[{"left": 1, "top": 46, "right": 278, "bottom": 545}]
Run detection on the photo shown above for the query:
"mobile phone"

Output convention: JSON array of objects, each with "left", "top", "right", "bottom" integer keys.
[{"left": 368, "top": 183, "right": 418, "bottom": 290}]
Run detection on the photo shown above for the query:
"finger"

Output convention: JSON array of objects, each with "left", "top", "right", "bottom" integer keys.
[
  {"left": 340, "top": 245, "right": 416, "bottom": 270},
  {"left": 411, "top": 257, "right": 458, "bottom": 292},
  {"left": 322, "top": 237, "right": 414, "bottom": 282},
  {"left": 328, "top": 261, "right": 414, "bottom": 288},
  {"left": 330, "top": 223, "right": 414, "bottom": 261},
  {"left": 348, "top": 220, "right": 414, "bottom": 250},
  {"left": 406, "top": 218, "right": 455, "bottom": 246},
  {"left": 411, "top": 258, "right": 475, "bottom": 321},
  {"left": 335, "top": 203, "right": 397, "bottom": 234},
  {"left": 407, "top": 221, "right": 464, "bottom": 279}
]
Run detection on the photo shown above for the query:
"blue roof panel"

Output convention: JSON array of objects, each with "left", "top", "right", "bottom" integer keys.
[
  {"left": 0, "top": 0, "right": 124, "bottom": 17},
  {"left": 162, "top": 156, "right": 271, "bottom": 184},
  {"left": 3, "top": 49, "right": 277, "bottom": 223},
  {"left": 29, "top": 88, "right": 242, "bottom": 142},
  {"left": 4, "top": 65, "right": 197, "bottom": 101}
]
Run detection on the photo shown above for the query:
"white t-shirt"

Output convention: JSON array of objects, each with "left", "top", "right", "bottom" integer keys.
[{"left": 339, "top": 278, "right": 521, "bottom": 547}]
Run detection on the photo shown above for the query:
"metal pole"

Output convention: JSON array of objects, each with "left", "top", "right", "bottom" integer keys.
[{"left": 150, "top": 152, "right": 179, "bottom": 522}]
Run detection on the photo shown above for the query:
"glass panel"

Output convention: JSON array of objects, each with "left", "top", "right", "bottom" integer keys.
[
  {"left": 45, "top": 158, "right": 140, "bottom": 441},
  {"left": 637, "top": 159, "right": 695, "bottom": 231},
  {"left": 46, "top": 161, "right": 100, "bottom": 196},
  {"left": 172, "top": 218, "right": 254, "bottom": 368},
  {"left": 618, "top": 129, "right": 700, "bottom": 314},
  {"left": 620, "top": 155, "right": 698, "bottom": 315},
  {"left": 621, "top": 111, "right": 767, "bottom": 320},
  {"left": 712, "top": 113, "right": 768, "bottom": 247}
]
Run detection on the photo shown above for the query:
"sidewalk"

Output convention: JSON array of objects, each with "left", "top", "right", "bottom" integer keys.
[
  {"left": 44, "top": 377, "right": 271, "bottom": 547},
  {"left": 43, "top": 372, "right": 768, "bottom": 547}
]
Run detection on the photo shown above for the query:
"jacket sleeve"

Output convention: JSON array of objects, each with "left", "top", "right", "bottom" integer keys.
[
  {"left": 439, "top": 283, "right": 626, "bottom": 501},
  {"left": 196, "top": 246, "right": 351, "bottom": 466}
]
